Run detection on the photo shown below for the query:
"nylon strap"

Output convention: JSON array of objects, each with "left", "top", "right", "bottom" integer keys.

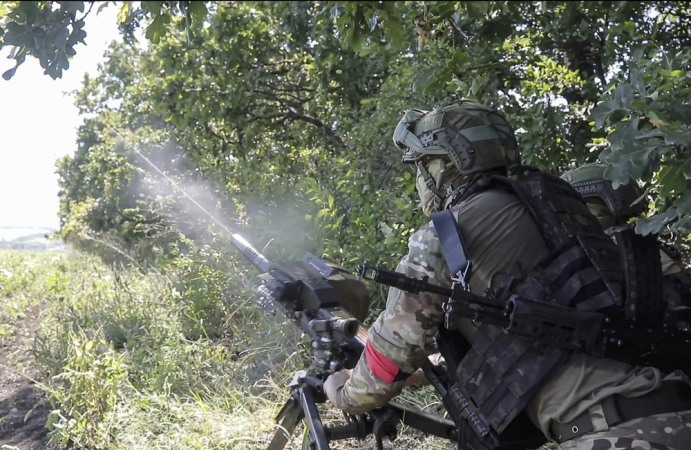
[
  {"left": 550, "top": 380, "right": 691, "bottom": 443},
  {"left": 431, "top": 210, "right": 472, "bottom": 286}
]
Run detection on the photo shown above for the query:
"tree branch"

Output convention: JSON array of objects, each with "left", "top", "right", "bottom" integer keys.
[{"left": 285, "top": 108, "right": 346, "bottom": 152}]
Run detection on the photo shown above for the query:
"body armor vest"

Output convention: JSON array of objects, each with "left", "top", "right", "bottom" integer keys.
[{"left": 436, "top": 169, "right": 626, "bottom": 443}]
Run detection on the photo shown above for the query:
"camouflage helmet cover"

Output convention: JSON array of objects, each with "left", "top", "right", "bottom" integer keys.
[
  {"left": 392, "top": 100, "right": 520, "bottom": 176},
  {"left": 560, "top": 163, "right": 646, "bottom": 220}
]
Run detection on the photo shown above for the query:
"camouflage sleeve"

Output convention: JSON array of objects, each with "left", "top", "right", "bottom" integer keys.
[{"left": 333, "top": 222, "right": 451, "bottom": 415}]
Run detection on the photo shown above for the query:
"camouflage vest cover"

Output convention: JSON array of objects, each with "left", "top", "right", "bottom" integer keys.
[{"left": 444, "top": 169, "right": 624, "bottom": 438}]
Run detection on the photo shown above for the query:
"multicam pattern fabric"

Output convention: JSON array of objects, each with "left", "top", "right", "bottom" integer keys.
[
  {"left": 558, "top": 410, "right": 691, "bottom": 450},
  {"left": 332, "top": 216, "right": 451, "bottom": 415},
  {"left": 334, "top": 188, "right": 553, "bottom": 415}
]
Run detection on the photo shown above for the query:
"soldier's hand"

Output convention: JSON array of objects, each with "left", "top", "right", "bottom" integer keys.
[
  {"left": 324, "top": 368, "right": 352, "bottom": 408},
  {"left": 403, "top": 368, "right": 429, "bottom": 387}
]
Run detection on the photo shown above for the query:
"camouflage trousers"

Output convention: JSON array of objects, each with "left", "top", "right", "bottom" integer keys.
[{"left": 558, "top": 410, "right": 691, "bottom": 450}]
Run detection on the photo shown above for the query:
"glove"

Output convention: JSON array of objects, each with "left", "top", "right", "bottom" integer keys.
[{"left": 324, "top": 368, "right": 352, "bottom": 409}]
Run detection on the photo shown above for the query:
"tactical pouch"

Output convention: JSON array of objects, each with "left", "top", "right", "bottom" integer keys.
[
  {"left": 612, "top": 223, "right": 665, "bottom": 326},
  {"left": 435, "top": 328, "right": 547, "bottom": 450}
]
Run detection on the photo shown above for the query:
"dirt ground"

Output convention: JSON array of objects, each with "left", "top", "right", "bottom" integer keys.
[{"left": 0, "top": 304, "right": 50, "bottom": 450}]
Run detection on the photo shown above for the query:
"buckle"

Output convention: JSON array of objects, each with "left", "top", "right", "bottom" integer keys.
[{"left": 451, "top": 261, "right": 472, "bottom": 290}]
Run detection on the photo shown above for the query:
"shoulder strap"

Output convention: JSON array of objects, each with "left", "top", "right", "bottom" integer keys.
[{"left": 431, "top": 209, "right": 472, "bottom": 286}]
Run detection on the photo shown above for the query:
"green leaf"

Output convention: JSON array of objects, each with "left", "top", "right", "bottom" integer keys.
[
  {"left": 97, "top": 2, "right": 111, "bottom": 15},
  {"left": 613, "top": 83, "right": 633, "bottom": 110},
  {"left": 2, "top": 65, "right": 18, "bottom": 81},
  {"left": 631, "top": 70, "right": 646, "bottom": 96},
  {"left": 602, "top": 160, "right": 634, "bottom": 189},
  {"left": 635, "top": 128, "right": 666, "bottom": 140},
  {"left": 382, "top": 18, "right": 405, "bottom": 49},
  {"left": 450, "top": 49, "right": 468, "bottom": 67},
  {"left": 672, "top": 194, "right": 691, "bottom": 216},
  {"left": 661, "top": 129, "right": 691, "bottom": 146},
  {"left": 425, "top": 69, "right": 453, "bottom": 94},
  {"left": 187, "top": 1, "right": 207, "bottom": 20},
  {"left": 631, "top": 100, "right": 646, "bottom": 111},
  {"left": 412, "top": 67, "right": 437, "bottom": 94},
  {"left": 590, "top": 101, "right": 619, "bottom": 129},
  {"left": 631, "top": 44, "right": 646, "bottom": 62},
  {"left": 602, "top": 137, "right": 657, "bottom": 189},
  {"left": 304, "top": 177, "right": 319, "bottom": 189},
  {"left": 467, "top": 1, "right": 488, "bottom": 19},
  {"left": 635, "top": 210, "right": 675, "bottom": 236},
  {"left": 3, "top": 22, "right": 34, "bottom": 47},
  {"left": 118, "top": 2, "right": 131, "bottom": 24},
  {"left": 607, "top": 117, "right": 639, "bottom": 152},
  {"left": 328, "top": 195, "right": 334, "bottom": 209},
  {"left": 393, "top": 198, "right": 408, "bottom": 210},
  {"left": 141, "top": 1, "right": 165, "bottom": 15},
  {"left": 145, "top": 13, "right": 171, "bottom": 45},
  {"left": 658, "top": 164, "right": 686, "bottom": 199}
]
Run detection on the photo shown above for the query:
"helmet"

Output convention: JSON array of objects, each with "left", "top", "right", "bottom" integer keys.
[
  {"left": 393, "top": 101, "right": 519, "bottom": 213},
  {"left": 560, "top": 163, "right": 647, "bottom": 225}
]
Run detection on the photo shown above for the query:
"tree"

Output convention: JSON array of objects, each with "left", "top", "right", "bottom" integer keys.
[
  {"left": 0, "top": 1, "right": 210, "bottom": 80},
  {"left": 331, "top": 1, "right": 691, "bottom": 241},
  {"left": 5, "top": 1, "right": 691, "bottom": 257},
  {"left": 54, "top": 2, "right": 433, "bottom": 309}
]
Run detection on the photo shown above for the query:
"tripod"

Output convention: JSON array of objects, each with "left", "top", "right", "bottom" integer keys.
[{"left": 267, "top": 370, "right": 398, "bottom": 450}]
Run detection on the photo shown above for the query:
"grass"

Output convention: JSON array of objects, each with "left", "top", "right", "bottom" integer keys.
[
  {"left": 0, "top": 249, "right": 457, "bottom": 450},
  {"left": 0, "top": 251, "right": 62, "bottom": 346}
]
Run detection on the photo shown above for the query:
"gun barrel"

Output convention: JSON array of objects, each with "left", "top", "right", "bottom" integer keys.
[{"left": 231, "top": 233, "right": 272, "bottom": 273}]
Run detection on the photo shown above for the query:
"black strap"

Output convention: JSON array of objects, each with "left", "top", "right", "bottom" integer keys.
[
  {"left": 550, "top": 380, "right": 691, "bottom": 443},
  {"left": 431, "top": 210, "right": 472, "bottom": 285}
]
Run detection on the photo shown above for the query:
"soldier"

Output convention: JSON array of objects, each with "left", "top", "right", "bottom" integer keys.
[
  {"left": 561, "top": 162, "right": 691, "bottom": 331},
  {"left": 324, "top": 101, "right": 691, "bottom": 450}
]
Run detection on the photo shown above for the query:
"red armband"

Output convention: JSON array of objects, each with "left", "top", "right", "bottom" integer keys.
[{"left": 365, "top": 340, "right": 410, "bottom": 383}]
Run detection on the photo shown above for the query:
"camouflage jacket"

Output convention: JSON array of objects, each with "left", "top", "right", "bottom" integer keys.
[{"left": 332, "top": 188, "right": 551, "bottom": 415}]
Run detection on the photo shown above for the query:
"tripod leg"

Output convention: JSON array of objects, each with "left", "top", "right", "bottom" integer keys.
[
  {"left": 268, "top": 394, "right": 305, "bottom": 450},
  {"left": 300, "top": 385, "right": 331, "bottom": 450}
]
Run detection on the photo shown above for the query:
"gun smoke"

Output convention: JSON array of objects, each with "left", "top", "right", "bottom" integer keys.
[{"left": 114, "top": 134, "right": 320, "bottom": 264}]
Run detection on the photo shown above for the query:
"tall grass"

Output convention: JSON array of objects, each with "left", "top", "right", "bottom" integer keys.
[{"left": 1, "top": 249, "right": 455, "bottom": 449}]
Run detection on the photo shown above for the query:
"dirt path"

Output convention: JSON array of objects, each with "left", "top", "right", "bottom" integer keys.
[{"left": 0, "top": 304, "right": 50, "bottom": 450}]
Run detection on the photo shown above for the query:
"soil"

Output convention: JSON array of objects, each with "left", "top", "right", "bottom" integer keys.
[{"left": 0, "top": 304, "right": 50, "bottom": 450}]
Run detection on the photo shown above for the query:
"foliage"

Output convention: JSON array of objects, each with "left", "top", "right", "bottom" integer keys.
[
  {"left": 0, "top": 250, "right": 62, "bottom": 343},
  {"left": 27, "top": 245, "right": 303, "bottom": 449},
  {"left": 50, "top": 1, "right": 436, "bottom": 317},
  {"left": 9, "top": 3, "right": 691, "bottom": 447},
  {"left": 330, "top": 1, "right": 691, "bottom": 243},
  {"left": 0, "top": 0, "right": 210, "bottom": 79},
  {"left": 7, "top": 247, "right": 450, "bottom": 449},
  {"left": 4, "top": 1, "right": 691, "bottom": 250}
]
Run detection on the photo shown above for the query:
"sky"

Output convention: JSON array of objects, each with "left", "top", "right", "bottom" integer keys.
[{"left": 0, "top": 5, "right": 122, "bottom": 231}]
